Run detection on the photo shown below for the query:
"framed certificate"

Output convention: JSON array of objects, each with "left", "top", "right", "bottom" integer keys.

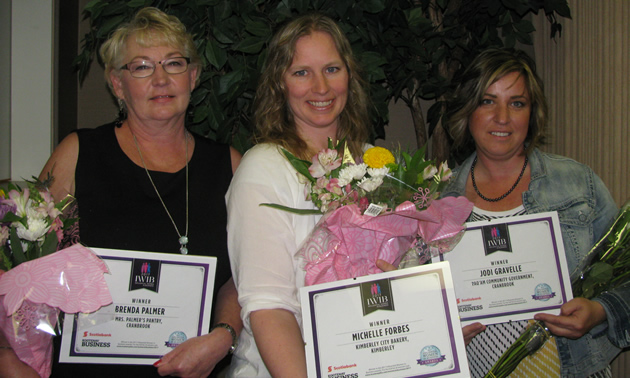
[
  {"left": 59, "top": 248, "right": 217, "bottom": 365},
  {"left": 435, "top": 212, "right": 573, "bottom": 326},
  {"left": 300, "top": 262, "right": 469, "bottom": 378}
]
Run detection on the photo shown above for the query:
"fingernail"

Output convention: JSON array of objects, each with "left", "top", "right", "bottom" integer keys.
[{"left": 153, "top": 359, "right": 162, "bottom": 367}]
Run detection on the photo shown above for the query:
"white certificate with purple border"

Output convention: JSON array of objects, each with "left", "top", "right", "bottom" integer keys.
[
  {"left": 59, "top": 248, "right": 216, "bottom": 365},
  {"left": 434, "top": 212, "right": 573, "bottom": 326},
  {"left": 300, "top": 262, "right": 469, "bottom": 378}
]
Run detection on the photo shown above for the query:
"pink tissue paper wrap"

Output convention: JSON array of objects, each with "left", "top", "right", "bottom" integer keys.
[
  {"left": 0, "top": 244, "right": 112, "bottom": 377},
  {"left": 301, "top": 196, "right": 473, "bottom": 286}
]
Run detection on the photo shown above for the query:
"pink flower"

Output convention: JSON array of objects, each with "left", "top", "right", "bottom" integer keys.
[
  {"left": 50, "top": 217, "right": 64, "bottom": 243},
  {"left": 5, "top": 189, "right": 30, "bottom": 217},
  {"left": 315, "top": 176, "right": 329, "bottom": 191},
  {"left": 359, "top": 197, "right": 370, "bottom": 212},
  {"left": 423, "top": 165, "right": 438, "bottom": 180},
  {"left": 326, "top": 178, "right": 343, "bottom": 196},
  {"left": 309, "top": 149, "right": 342, "bottom": 178},
  {"left": 439, "top": 161, "right": 453, "bottom": 181}
]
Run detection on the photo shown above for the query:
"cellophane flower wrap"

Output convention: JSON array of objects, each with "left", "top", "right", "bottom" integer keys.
[
  {"left": 262, "top": 140, "right": 473, "bottom": 286},
  {"left": 486, "top": 199, "right": 630, "bottom": 378},
  {"left": 0, "top": 179, "right": 112, "bottom": 377}
]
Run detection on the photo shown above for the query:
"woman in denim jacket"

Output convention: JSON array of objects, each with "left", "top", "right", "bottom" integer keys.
[{"left": 441, "top": 48, "right": 629, "bottom": 377}]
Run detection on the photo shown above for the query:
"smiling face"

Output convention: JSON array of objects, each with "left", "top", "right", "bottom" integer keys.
[
  {"left": 284, "top": 31, "right": 349, "bottom": 142},
  {"left": 111, "top": 37, "right": 198, "bottom": 125},
  {"left": 469, "top": 71, "right": 531, "bottom": 161}
]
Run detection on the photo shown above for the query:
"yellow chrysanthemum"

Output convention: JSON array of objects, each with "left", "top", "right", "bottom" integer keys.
[{"left": 363, "top": 147, "right": 395, "bottom": 169}]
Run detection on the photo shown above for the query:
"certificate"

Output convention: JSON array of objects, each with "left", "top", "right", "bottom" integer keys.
[
  {"left": 300, "top": 262, "right": 469, "bottom": 378},
  {"left": 435, "top": 212, "right": 573, "bottom": 326},
  {"left": 59, "top": 248, "right": 216, "bottom": 365}
]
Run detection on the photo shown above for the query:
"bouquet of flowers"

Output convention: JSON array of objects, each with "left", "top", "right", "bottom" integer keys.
[
  {"left": 0, "top": 179, "right": 112, "bottom": 377},
  {"left": 0, "top": 178, "right": 75, "bottom": 270},
  {"left": 486, "top": 199, "right": 630, "bottom": 378},
  {"left": 264, "top": 140, "right": 473, "bottom": 285}
]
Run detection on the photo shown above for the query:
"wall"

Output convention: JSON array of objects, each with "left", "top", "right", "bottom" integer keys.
[
  {"left": 0, "top": 0, "right": 11, "bottom": 181},
  {"left": 534, "top": 0, "right": 629, "bottom": 207},
  {"left": 8, "top": 0, "right": 55, "bottom": 180}
]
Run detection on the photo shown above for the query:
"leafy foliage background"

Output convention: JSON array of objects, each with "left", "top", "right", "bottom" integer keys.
[{"left": 76, "top": 0, "right": 570, "bottom": 158}]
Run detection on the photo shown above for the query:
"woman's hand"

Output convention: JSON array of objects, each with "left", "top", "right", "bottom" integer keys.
[
  {"left": 534, "top": 297, "right": 606, "bottom": 339},
  {"left": 462, "top": 322, "right": 486, "bottom": 346},
  {"left": 155, "top": 329, "right": 232, "bottom": 378},
  {"left": 376, "top": 260, "right": 487, "bottom": 346},
  {"left": 376, "top": 259, "right": 397, "bottom": 272},
  {"left": 0, "top": 330, "right": 39, "bottom": 378}
]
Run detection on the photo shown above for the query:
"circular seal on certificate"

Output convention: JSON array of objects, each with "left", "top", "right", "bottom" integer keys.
[
  {"left": 417, "top": 345, "right": 445, "bottom": 366},
  {"left": 533, "top": 283, "right": 555, "bottom": 301},
  {"left": 165, "top": 331, "right": 187, "bottom": 348}
]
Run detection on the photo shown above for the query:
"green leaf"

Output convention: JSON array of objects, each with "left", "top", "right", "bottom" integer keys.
[
  {"left": 259, "top": 203, "right": 321, "bottom": 215},
  {"left": 40, "top": 232, "right": 59, "bottom": 257},
  {"left": 193, "top": 105, "right": 209, "bottom": 123},
  {"left": 245, "top": 19, "right": 271, "bottom": 38},
  {"left": 1, "top": 212, "right": 23, "bottom": 224},
  {"left": 514, "top": 19, "right": 535, "bottom": 33},
  {"left": 96, "top": 15, "right": 126, "bottom": 39},
  {"left": 126, "top": 0, "right": 146, "bottom": 7},
  {"left": 233, "top": 36, "right": 265, "bottom": 54},
  {"left": 281, "top": 148, "right": 315, "bottom": 183},
  {"left": 360, "top": 0, "right": 386, "bottom": 13},
  {"left": 212, "top": 26, "right": 234, "bottom": 44},
  {"left": 83, "top": 0, "right": 102, "bottom": 14},
  {"left": 9, "top": 228, "right": 27, "bottom": 265},
  {"left": 0, "top": 247, "right": 12, "bottom": 270},
  {"left": 205, "top": 40, "right": 228, "bottom": 70},
  {"left": 219, "top": 70, "right": 244, "bottom": 96}
]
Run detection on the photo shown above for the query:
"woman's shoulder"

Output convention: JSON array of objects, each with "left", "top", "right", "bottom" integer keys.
[
  {"left": 75, "top": 122, "right": 115, "bottom": 136},
  {"left": 241, "top": 143, "right": 288, "bottom": 164},
  {"left": 533, "top": 149, "right": 595, "bottom": 177},
  {"left": 232, "top": 143, "right": 295, "bottom": 182}
]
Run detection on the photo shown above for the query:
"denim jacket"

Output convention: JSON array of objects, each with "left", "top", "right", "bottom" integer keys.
[{"left": 442, "top": 148, "right": 630, "bottom": 377}]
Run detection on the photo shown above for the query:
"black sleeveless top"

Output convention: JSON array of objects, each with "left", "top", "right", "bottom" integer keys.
[{"left": 52, "top": 123, "right": 232, "bottom": 377}]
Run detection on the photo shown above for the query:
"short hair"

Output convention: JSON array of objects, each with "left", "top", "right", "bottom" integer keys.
[
  {"left": 253, "top": 13, "right": 370, "bottom": 160},
  {"left": 445, "top": 48, "right": 548, "bottom": 159},
  {"left": 99, "top": 7, "right": 202, "bottom": 92}
]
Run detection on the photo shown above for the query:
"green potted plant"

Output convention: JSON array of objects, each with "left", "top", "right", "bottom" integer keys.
[{"left": 76, "top": 0, "right": 570, "bottom": 159}]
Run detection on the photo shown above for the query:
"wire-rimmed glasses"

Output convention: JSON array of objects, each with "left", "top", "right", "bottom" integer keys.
[{"left": 120, "top": 57, "right": 191, "bottom": 78}]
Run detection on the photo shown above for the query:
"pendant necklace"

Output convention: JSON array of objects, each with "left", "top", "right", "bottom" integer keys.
[
  {"left": 132, "top": 130, "right": 190, "bottom": 254},
  {"left": 470, "top": 155, "right": 528, "bottom": 202}
]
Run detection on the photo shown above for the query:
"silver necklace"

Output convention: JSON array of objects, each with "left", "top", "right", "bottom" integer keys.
[{"left": 132, "top": 131, "right": 190, "bottom": 254}]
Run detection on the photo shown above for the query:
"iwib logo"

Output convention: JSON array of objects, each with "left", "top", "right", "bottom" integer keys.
[
  {"left": 481, "top": 223, "right": 512, "bottom": 256},
  {"left": 359, "top": 279, "right": 394, "bottom": 315},
  {"left": 129, "top": 258, "right": 162, "bottom": 293}
]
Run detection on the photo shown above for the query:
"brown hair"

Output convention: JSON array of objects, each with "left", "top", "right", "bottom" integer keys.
[
  {"left": 253, "top": 13, "right": 370, "bottom": 160},
  {"left": 445, "top": 48, "right": 548, "bottom": 158}
]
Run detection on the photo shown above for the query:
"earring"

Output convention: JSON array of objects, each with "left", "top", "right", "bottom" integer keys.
[{"left": 114, "top": 99, "right": 126, "bottom": 128}]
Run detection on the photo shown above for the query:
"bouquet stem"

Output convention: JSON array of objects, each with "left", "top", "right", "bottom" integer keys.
[
  {"left": 485, "top": 321, "right": 551, "bottom": 378},
  {"left": 488, "top": 199, "right": 630, "bottom": 377}
]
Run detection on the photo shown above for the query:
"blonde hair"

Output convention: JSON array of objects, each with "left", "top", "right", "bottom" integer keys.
[
  {"left": 445, "top": 48, "right": 547, "bottom": 159},
  {"left": 253, "top": 13, "right": 370, "bottom": 160},
  {"left": 99, "top": 7, "right": 202, "bottom": 92}
]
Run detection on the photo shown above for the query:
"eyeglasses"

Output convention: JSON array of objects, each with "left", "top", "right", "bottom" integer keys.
[{"left": 120, "top": 57, "right": 191, "bottom": 78}]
